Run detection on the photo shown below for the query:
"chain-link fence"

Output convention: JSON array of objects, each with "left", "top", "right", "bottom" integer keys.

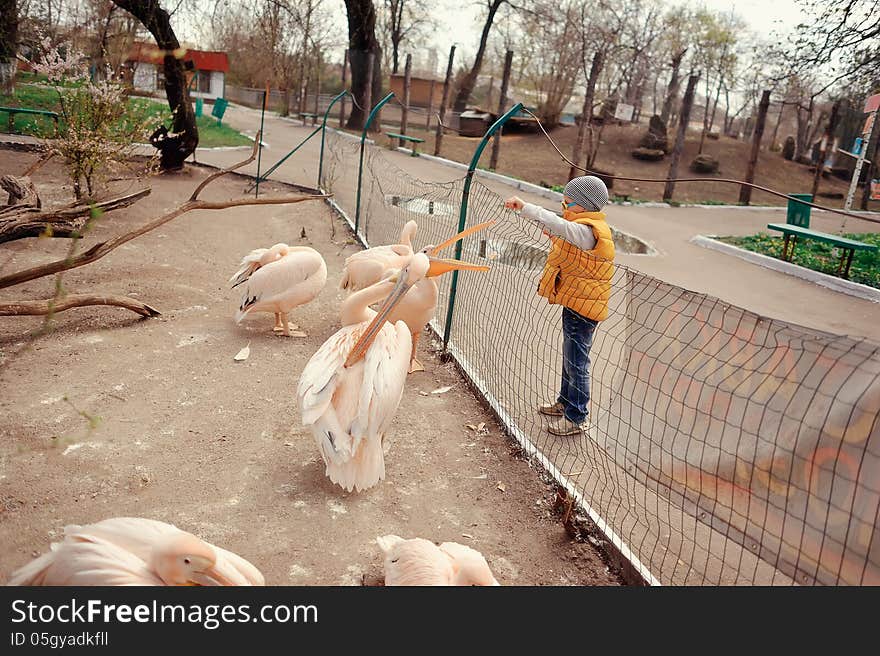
[{"left": 278, "top": 107, "right": 880, "bottom": 585}]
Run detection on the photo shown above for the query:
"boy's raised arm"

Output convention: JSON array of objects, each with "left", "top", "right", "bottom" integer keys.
[{"left": 505, "top": 198, "right": 597, "bottom": 251}]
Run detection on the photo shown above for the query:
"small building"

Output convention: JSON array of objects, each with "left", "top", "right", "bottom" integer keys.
[
  {"left": 126, "top": 43, "right": 229, "bottom": 100},
  {"left": 388, "top": 74, "right": 443, "bottom": 109}
]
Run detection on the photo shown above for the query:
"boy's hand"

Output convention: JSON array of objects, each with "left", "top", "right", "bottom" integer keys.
[{"left": 504, "top": 196, "right": 524, "bottom": 211}]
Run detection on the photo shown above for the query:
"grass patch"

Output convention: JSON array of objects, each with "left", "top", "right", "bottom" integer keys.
[
  {"left": 717, "top": 232, "right": 880, "bottom": 289},
  {"left": 1, "top": 83, "right": 250, "bottom": 147}
]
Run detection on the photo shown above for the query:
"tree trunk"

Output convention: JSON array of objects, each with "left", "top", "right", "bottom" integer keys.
[
  {"left": 399, "top": 53, "right": 411, "bottom": 147},
  {"left": 339, "top": 49, "right": 348, "bottom": 128},
  {"left": 739, "top": 90, "right": 771, "bottom": 205},
  {"left": 569, "top": 49, "right": 604, "bottom": 180},
  {"left": 663, "top": 73, "right": 699, "bottom": 202},
  {"left": 659, "top": 48, "right": 686, "bottom": 126},
  {"left": 344, "top": 0, "right": 382, "bottom": 131},
  {"left": 489, "top": 49, "right": 513, "bottom": 171},
  {"left": 770, "top": 101, "right": 785, "bottom": 148},
  {"left": 811, "top": 100, "right": 840, "bottom": 198},
  {"left": 433, "top": 45, "right": 455, "bottom": 157},
  {"left": 452, "top": 0, "right": 505, "bottom": 113},
  {"left": 0, "top": 0, "right": 18, "bottom": 95},
  {"left": 111, "top": 0, "right": 198, "bottom": 171}
]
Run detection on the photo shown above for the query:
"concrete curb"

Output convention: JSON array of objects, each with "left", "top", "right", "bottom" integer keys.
[{"left": 691, "top": 235, "right": 880, "bottom": 303}]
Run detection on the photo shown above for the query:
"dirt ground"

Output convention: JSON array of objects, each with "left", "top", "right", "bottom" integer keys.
[
  {"left": 392, "top": 120, "right": 866, "bottom": 210},
  {"left": 0, "top": 148, "right": 621, "bottom": 586}
]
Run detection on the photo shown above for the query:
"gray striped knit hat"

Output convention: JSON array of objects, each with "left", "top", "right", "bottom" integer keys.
[{"left": 563, "top": 175, "right": 609, "bottom": 211}]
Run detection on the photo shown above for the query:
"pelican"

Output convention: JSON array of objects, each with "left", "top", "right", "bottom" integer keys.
[
  {"left": 7, "top": 517, "right": 264, "bottom": 586},
  {"left": 383, "top": 221, "right": 494, "bottom": 373},
  {"left": 339, "top": 220, "right": 417, "bottom": 291},
  {"left": 297, "top": 226, "right": 490, "bottom": 493},
  {"left": 232, "top": 243, "right": 327, "bottom": 336},
  {"left": 376, "top": 535, "right": 500, "bottom": 586}
]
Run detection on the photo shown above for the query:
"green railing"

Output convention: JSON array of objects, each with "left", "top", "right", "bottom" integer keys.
[
  {"left": 441, "top": 102, "right": 524, "bottom": 353},
  {"left": 318, "top": 90, "right": 350, "bottom": 189}
]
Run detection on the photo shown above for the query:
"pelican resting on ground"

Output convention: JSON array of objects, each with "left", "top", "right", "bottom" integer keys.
[
  {"left": 339, "top": 220, "right": 418, "bottom": 291},
  {"left": 297, "top": 227, "right": 490, "bottom": 493},
  {"left": 231, "top": 243, "right": 327, "bottom": 336},
  {"left": 383, "top": 221, "right": 494, "bottom": 373},
  {"left": 7, "top": 517, "right": 264, "bottom": 586},
  {"left": 376, "top": 535, "right": 500, "bottom": 586}
]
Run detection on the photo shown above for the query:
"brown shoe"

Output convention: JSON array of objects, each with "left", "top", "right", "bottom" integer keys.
[
  {"left": 538, "top": 401, "right": 564, "bottom": 417},
  {"left": 548, "top": 416, "right": 585, "bottom": 437}
]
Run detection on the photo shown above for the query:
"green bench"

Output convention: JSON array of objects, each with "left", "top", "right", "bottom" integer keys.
[
  {"left": 0, "top": 106, "right": 59, "bottom": 135},
  {"left": 766, "top": 222, "right": 877, "bottom": 279},
  {"left": 386, "top": 132, "right": 424, "bottom": 156},
  {"left": 299, "top": 112, "right": 318, "bottom": 125}
]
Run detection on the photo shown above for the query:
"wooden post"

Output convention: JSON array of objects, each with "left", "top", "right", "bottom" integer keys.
[
  {"left": 739, "top": 89, "right": 771, "bottom": 205},
  {"left": 312, "top": 54, "right": 322, "bottom": 126},
  {"left": 339, "top": 50, "right": 348, "bottom": 128},
  {"left": 489, "top": 50, "right": 513, "bottom": 171},
  {"left": 811, "top": 100, "right": 840, "bottom": 199},
  {"left": 363, "top": 52, "right": 374, "bottom": 129},
  {"left": 434, "top": 45, "right": 456, "bottom": 157},
  {"left": 400, "top": 53, "right": 412, "bottom": 147},
  {"left": 569, "top": 49, "right": 603, "bottom": 180},
  {"left": 663, "top": 73, "right": 699, "bottom": 202},
  {"left": 425, "top": 79, "right": 435, "bottom": 131}
]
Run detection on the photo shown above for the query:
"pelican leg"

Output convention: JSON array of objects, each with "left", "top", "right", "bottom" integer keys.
[
  {"left": 278, "top": 313, "right": 307, "bottom": 338},
  {"left": 408, "top": 331, "right": 425, "bottom": 373},
  {"left": 272, "top": 313, "right": 284, "bottom": 332}
]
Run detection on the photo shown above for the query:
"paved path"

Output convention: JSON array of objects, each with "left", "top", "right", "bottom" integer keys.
[{"left": 195, "top": 103, "right": 880, "bottom": 341}]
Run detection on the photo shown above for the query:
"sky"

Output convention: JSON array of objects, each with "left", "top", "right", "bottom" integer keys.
[{"left": 178, "top": 0, "right": 811, "bottom": 71}]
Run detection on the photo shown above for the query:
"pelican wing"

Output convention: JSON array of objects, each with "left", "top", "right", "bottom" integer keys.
[
  {"left": 229, "top": 247, "right": 270, "bottom": 288},
  {"left": 340, "top": 244, "right": 412, "bottom": 291},
  {"left": 236, "top": 249, "right": 324, "bottom": 322},
  {"left": 8, "top": 534, "right": 162, "bottom": 586}
]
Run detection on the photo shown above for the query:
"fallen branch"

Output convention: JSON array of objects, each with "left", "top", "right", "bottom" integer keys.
[
  {"left": 1, "top": 134, "right": 329, "bottom": 290},
  {"left": 0, "top": 187, "right": 151, "bottom": 242},
  {"left": 22, "top": 150, "right": 55, "bottom": 177},
  {"left": 0, "top": 294, "right": 161, "bottom": 318},
  {"left": 2, "top": 175, "right": 40, "bottom": 208}
]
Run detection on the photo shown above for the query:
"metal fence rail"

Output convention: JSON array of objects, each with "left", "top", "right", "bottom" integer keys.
[{"left": 270, "top": 98, "right": 880, "bottom": 585}]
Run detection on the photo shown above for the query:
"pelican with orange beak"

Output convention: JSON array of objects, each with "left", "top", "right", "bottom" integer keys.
[
  {"left": 297, "top": 224, "right": 492, "bottom": 493},
  {"left": 339, "top": 220, "right": 418, "bottom": 291},
  {"left": 7, "top": 517, "right": 264, "bottom": 586},
  {"left": 383, "top": 221, "right": 495, "bottom": 373}
]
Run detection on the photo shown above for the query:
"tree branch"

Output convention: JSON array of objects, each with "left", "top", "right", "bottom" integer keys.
[{"left": 0, "top": 294, "right": 161, "bottom": 318}]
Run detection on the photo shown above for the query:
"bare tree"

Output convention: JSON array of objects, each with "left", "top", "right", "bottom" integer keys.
[
  {"left": 344, "top": 0, "right": 382, "bottom": 130},
  {"left": 517, "top": 0, "right": 580, "bottom": 126},
  {"left": 111, "top": 0, "right": 198, "bottom": 171},
  {"left": 452, "top": 0, "right": 507, "bottom": 113},
  {"left": 378, "top": 0, "right": 431, "bottom": 75}
]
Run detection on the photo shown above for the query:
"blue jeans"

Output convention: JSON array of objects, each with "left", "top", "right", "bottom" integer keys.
[{"left": 558, "top": 307, "right": 598, "bottom": 424}]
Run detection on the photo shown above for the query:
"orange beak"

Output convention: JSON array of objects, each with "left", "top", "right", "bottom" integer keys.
[
  {"left": 343, "top": 274, "right": 412, "bottom": 368},
  {"left": 426, "top": 220, "right": 494, "bottom": 277}
]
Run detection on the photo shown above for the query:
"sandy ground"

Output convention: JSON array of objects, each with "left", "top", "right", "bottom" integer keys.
[{"left": 0, "top": 148, "right": 621, "bottom": 586}]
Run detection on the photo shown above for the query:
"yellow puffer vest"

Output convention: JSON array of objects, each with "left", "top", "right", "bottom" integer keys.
[{"left": 537, "top": 210, "right": 615, "bottom": 321}]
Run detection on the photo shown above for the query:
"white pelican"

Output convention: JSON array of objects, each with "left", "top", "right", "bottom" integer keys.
[
  {"left": 7, "top": 517, "right": 264, "bottom": 586},
  {"left": 297, "top": 227, "right": 490, "bottom": 493},
  {"left": 339, "top": 220, "right": 417, "bottom": 291},
  {"left": 376, "top": 535, "right": 500, "bottom": 586},
  {"left": 384, "top": 221, "right": 494, "bottom": 372},
  {"left": 232, "top": 243, "right": 327, "bottom": 336}
]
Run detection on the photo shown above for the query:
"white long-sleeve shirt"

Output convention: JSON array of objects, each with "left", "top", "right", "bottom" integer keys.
[{"left": 520, "top": 203, "right": 597, "bottom": 251}]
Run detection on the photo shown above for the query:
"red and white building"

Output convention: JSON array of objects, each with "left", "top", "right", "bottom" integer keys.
[{"left": 126, "top": 43, "right": 228, "bottom": 100}]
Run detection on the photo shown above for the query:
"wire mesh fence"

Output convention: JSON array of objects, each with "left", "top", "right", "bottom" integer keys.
[{"left": 315, "top": 120, "right": 880, "bottom": 585}]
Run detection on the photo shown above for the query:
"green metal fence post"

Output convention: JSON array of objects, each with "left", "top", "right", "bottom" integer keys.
[
  {"left": 255, "top": 89, "right": 268, "bottom": 198},
  {"left": 318, "top": 90, "right": 350, "bottom": 189},
  {"left": 355, "top": 92, "right": 395, "bottom": 234},
  {"left": 442, "top": 102, "right": 524, "bottom": 354}
]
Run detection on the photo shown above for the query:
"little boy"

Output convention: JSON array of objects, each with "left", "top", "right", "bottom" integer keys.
[{"left": 504, "top": 175, "right": 614, "bottom": 436}]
